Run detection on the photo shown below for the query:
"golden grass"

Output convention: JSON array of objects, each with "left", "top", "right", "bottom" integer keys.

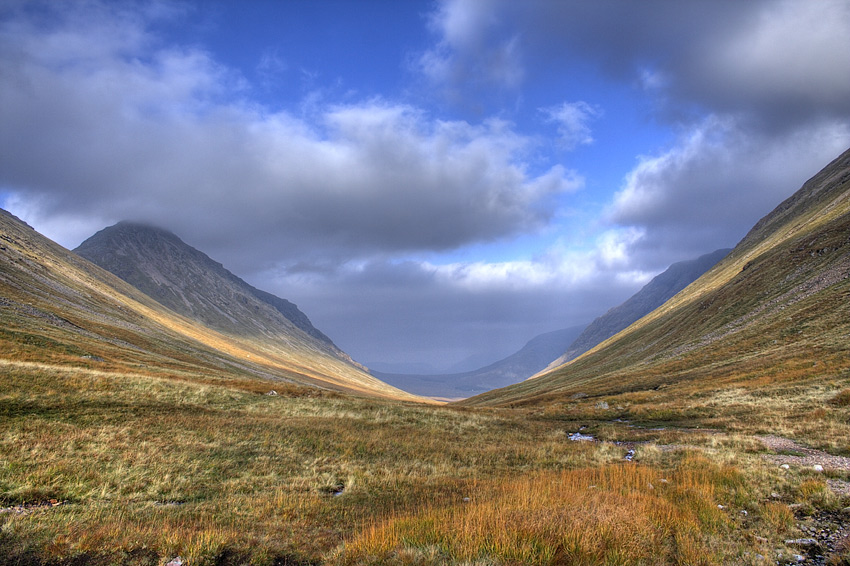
[
  {"left": 335, "top": 455, "right": 759, "bottom": 565},
  {"left": 2, "top": 361, "right": 848, "bottom": 565}
]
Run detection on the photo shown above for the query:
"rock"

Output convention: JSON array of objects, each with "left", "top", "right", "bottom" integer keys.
[
  {"left": 780, "top": 464, "right": 791, "bottom": 470},
  {"left": 841, "top": 506, "right": 850, "bottom": 516},
  {"left": 166, "top": 558, "right": 183, "bottom": 566},
  {"left": 784, "top": 538, "right": 819, "bottom": 548},
  {"left": 596, "top": 401, "right": 609, "bottom": 410},
  {"left": 812, "top": 464, "right": 824, "bottom": 472},
  {"left": 266, "top": 390, "right": 278, "bottom": 396},
  {"left": 771, "top": 492, "right": 782, "bottom": 499}
]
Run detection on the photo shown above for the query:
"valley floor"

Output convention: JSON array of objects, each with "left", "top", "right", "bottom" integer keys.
[{"left": 1, "top": 362, "right": 849, "bottom": 565}]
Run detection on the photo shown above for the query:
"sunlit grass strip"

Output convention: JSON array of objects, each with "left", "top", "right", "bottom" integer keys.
[{"left": 340, "top": 456, "right": 740, "bottom": 566}]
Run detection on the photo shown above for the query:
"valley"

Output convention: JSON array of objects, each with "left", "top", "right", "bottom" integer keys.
[{"left": 1, "top": 146, "right": 850, "bottom": 565}]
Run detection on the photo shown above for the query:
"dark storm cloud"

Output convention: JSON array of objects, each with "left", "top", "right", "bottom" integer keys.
[
  {"left": 425, "top": 0, "right": 850, "bottom": 271},
  {"left": 428, "top": 0, "right": 850, "bottom": 131}
]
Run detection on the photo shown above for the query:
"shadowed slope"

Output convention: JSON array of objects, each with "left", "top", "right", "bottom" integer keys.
[
  {"left": 465, "top": 146, "right": 850, "bottom": 407},
  {"left": 0, "top": 210, "right": 424, "bottom": 402}
]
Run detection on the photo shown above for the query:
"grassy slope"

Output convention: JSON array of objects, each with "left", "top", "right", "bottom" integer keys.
[
  {"left": 0, "top": 209, "right": 423, "bottom": 402},
  {"left": 464, "top": 148, "right": 850, "bottom": 424}
]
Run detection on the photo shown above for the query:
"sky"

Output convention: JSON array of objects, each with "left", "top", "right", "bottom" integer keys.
[{"left": 2, "top": 0, "right": 850, "bottom": 373}]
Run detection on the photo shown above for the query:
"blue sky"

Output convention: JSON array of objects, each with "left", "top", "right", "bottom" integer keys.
[{"left": 2, "top": 0, "right": 850, "bottom": 372}]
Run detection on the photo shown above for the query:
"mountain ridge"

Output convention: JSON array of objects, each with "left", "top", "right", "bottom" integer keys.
[
  {"left": 0, "top": 209, "right": 423, "bottom": 401},
  {"left": 74, "top": 221, "right": 367, "bottom": 370},
  {"left": 545, "top": 248, "right": 731, "bottom": 371},
  {"left": 463, "top": 146, "right": 850, "bottom": 407}
]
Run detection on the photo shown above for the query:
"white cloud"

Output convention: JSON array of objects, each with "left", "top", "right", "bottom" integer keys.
[
  {"left": 418, "top": 0, "right": 523, "bottom": 100},
  {"left": 541, "top": 101, "right": 602, "bottom": 150},
  {"left": 607, "top": 116, "right": 850, "bottom": 268},
  {"left": 0, "top": 3, "right": 579, "bottom": 272}
]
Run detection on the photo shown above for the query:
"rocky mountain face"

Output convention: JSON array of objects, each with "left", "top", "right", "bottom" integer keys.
[
  {"left": 548, "top": 248, "right": 730, "bottom": 370},
  {"left": 375, "top": 325, "right": 585, "bottom": 399},
  {"left": 0, "top": 211, "right": 421, "bottom": 401},
  {"left": 465, "top": 146, "right": 850, "bottom": 407},
  {"left": 75, "top": 222, "right": 352, "bottom": 364}
]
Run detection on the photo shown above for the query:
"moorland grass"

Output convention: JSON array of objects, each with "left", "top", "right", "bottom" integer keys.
[{"left": 3, "top": 363, "right": 848, "bottom": 565}]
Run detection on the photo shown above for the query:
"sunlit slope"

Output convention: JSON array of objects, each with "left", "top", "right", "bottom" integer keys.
[
  {"left": 0, "top": 210, "right": 425, "bottom": 401},
  {"left": 465, "top": 147, "right": 850, "bottom": 407}
]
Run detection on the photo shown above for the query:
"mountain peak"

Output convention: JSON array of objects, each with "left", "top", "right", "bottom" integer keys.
[{"left": 75, "top": 221, "right": 342, "bottom": 356}]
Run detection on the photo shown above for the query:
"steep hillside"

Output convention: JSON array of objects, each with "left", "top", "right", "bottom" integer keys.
[
  {"left": 75, "top": 222, "right": 354, "bottom": 364},
  {"left": 547, "top": 248, "right": 730, "bottom": 369},
  {"left": 375, "top": 325, "right": 585, "bottom": 399},
  {"left": 466, "top": 147, "right": 850, "bottom": 407},
  {"left": 0, "top": 210, "right": 423, "bottom": 401}
]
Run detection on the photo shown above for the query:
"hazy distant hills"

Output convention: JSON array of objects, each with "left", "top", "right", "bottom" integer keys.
[
  {"left": 375, "top": 326, "right": 585, "bottom": 399},
  {"left": 546, "top": 248, "right": 730, "bottom": 371},
  {"left": 377, "top": 248, "right": 728, "bottom": 399},
  {"left": 466, "top": 146, "right": 850, "bottom": 407},
  {"left": 0, "top": 211, "right": 423, "bottom": 401}
]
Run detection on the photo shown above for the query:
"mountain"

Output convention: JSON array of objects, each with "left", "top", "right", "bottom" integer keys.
[
  {"left": 0, "top": 210, "right": 423, "bottom": 401},
  {"left": 465, "top": 146, "right": 850, "bottom": 407},
  {"left": 545, "top": 248, "right": 730, "bottom": 370},
  {"left": 375, "top": 325, "right": 585, "bottom": 399},
  {"left": 75, "top": 222, "right": 341, "bottom": 351}
]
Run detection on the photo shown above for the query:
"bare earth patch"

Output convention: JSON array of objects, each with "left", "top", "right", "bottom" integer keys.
[{"left": 758, "top": 435, "right": 850, "bottom": 471}]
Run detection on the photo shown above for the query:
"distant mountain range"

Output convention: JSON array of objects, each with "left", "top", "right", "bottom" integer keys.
[
  {"left": 0, "top": 211, "right": 422, "bottom": 401},
  {"left": 466, "top": 146, "right": 850, "bottom": 407},
  {"left": 377, "top": 249, "right": 728, "bottom": 399},
  {"left": 374, "top": 326, "right": 586, "bottom": 399}
]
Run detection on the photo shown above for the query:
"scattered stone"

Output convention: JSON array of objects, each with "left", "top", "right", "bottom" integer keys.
[
  {"left": 781, "top": 464, "right": 791, "bottom": 470},
  {"left": 166, "top": 558, "right": 183, "bottom": 566},
  {"left": 0, "top": 499, "right": 67, "bottom": 515},
  {"left": 266, "top": 390, "right": 278, "bottom": 396},
  {"left": 568, "top": 432, "right": 595, "bottom": 442},
  {"left": 784, "top": 538, "right": 819, "bottom": 548},
  {"left": 462, "top": 497, "right": 471, "bottom": 503},
  {"left": 771, "top": 492, "right": 782, "bottom": 499},
  {"left": 624, "top": 449, "right": 635, "bottom": 462},
  {"left": 596, "top": 401, "right": 609, "bottom": 410},
  {"left": 570, "top": 392, "right": 588, "bottom": 400},
  {"left": 154, "top": 500, "right": 185, "bottom": 507},
  {"left": 841, "top": 506, "right": 850, "bottom": 516},
  {"left": 812, "top": 464, "right": 824, "bottom": 472}
]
